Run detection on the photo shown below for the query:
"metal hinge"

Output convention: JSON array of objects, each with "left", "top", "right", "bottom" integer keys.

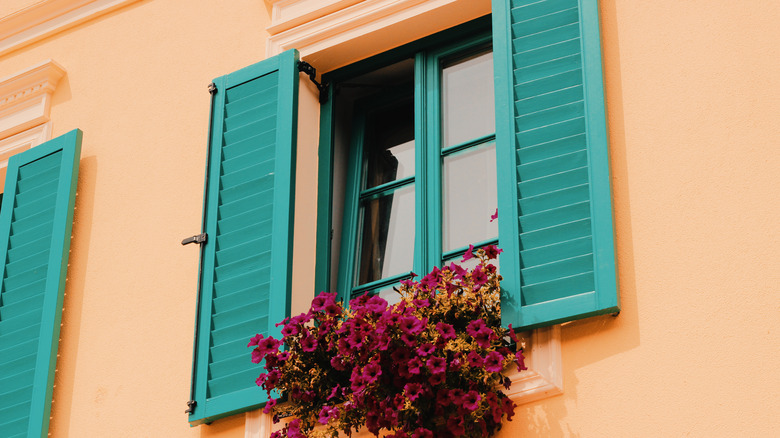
[
  {"left": 208, "top": 82, "right": 217, "bottom": 95},
  {"left": 181, "top": 233, "right": 207, "bottom": 246},
  {"left": 297, "top": 60, "right": 329, "bottom": 103},
  {"left": 185, "top": 400, "right": 197, "bottom": 414}
]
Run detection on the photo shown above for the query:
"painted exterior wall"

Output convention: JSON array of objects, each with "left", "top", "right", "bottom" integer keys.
[{"left": 0, "top": 0, "right": 776, "bottom": 437}]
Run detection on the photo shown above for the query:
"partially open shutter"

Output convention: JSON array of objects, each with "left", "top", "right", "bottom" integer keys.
[
  {"left": 0, "top": 129, "right": 81, "bottom": 437},
  {"left": 493, "top": 0, "right": 618, "bottom": 329},
  {"left": 189, "top": 50, "right": 299, "bottom": 425}
]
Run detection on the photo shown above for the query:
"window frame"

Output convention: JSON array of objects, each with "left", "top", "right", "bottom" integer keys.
[{"left": 315, "top": 18, "right": 496, "bottom": 303}]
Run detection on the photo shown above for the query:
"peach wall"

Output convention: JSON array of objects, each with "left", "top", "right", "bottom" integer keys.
[
  {"left": 0, "top": 0, "right": 273, "bottom": 436},
  {"left": 0, "top": 0, "right": 777, "bottom": 437}
]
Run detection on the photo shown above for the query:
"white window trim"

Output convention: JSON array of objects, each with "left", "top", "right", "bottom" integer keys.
[{"left": 0, "top": 0, "right": 140, "bottom": 57}]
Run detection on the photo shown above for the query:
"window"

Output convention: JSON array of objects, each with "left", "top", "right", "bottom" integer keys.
[
  {"left": 329, "top": 30, "right": 500, "bottom": 303},
  {"left": 190, "top": 0, "right": 619, "bottom": 427}
]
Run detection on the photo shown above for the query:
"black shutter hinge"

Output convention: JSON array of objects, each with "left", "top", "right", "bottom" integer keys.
[
  {"left": 297, "top": 60, "right": 329, "bottom": 103},
  {"left": 185, "top": 400, "right": 197, "bottom": 414},
  {"left": 181, "top": 233, "right": 207, "bottom": 246},
  {"left": 208, "top": 82, "right": 217, "bottom": 95}
]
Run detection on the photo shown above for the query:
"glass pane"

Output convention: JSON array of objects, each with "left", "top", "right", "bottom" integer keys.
[
  {"left": 442, "top": 50, "right": 495, "bottom": 147},
  {"left": 357, "top": 185, "right": 415, "bottom": 285},
  {"left": 363, "top": 99, "right": 415, "bottom": 189},
  {"left": 442, "top": 143, "right": 498, "bottom": 252}
]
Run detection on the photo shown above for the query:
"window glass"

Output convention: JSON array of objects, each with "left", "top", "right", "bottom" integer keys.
[
  {"left": 357, "top": 185, "right": 415, "bottom": 285},
  {"left": 363, "top": 99, "right": 415, "bottom": 189},
  {"left": 441, "top": 50, "right": 495, "bottom": 148},
  {"left": 442, "top": 142, "right": 498, "bottom": 252}
]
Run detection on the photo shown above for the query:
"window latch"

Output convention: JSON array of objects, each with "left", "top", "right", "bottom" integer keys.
[
  {"left": 297, "top": 60, "right": 329, "bottom": 103},
  {"left": 181, "top": 233, "right": 207, "bottom": 246},
  {"left": 185, "top": 400, "right": 197, "bottom": 414}
]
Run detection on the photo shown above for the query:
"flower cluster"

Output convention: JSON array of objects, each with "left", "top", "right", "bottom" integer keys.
[{"left": 249, "top": 245, "right": 526, "bottom": 438}]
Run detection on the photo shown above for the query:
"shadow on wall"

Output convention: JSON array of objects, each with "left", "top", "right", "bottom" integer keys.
[{"left": 49, "top": 154, "right": 96, "bottom": 436}]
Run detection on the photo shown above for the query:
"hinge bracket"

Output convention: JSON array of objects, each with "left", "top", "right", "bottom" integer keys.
[
  {"left": 181, "top": 233, "right": 207, "bottom": 246},
  {"left": 208, "top": 82, "right": 217, "bottom": 95},
  {"left": 297, "top": 60, "right": 329, "bottom": 103},
  {"left": 185, "top": 400, "right": 197, "bottom": 414}
]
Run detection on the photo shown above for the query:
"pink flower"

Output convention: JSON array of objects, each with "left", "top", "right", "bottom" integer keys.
[
  {"left": 300, "top": 334, "right": 317, "bottom": 352},
  {"left": 483, "top": 244, "right": 503, "bottom": 259},
  {"left": 427, "top": 356, "right": 447, "bottom": 374},
  {"left": 263, "top": 397, "right": 276, "bottom": 414},
  {"left": 404, "top": 382, "right": 424, "bottom": 401},
  {"left": 490, "top": 208, "right": 498, "bottom": 222},
  {"left": 484, "top": 351, "right": 504, "bottom": 373},
  {"left": 318, "top": 405, "right": 339, "bottom": 424},
  {"left": 416, "top": 343, "right": 435, "bottom": 357},
  {"left": 247, "top": 333, "right": 264, "bottom": 347},
  {"left": 461, "top": 244, "right": 475, "bottom": 262},
  {"left": 466, "top": 351, "right": 483, "bottom": 368},
  {"left": 436, "top": 322, "right": 456, "bottom": 340},
  {"left": 462, "top": 390, "right": 481, "bottom": 411}
]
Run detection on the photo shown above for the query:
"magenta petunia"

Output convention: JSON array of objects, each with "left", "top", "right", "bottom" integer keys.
[
  {"left": 473, "top": 327, "right": 495, "bottom": 348},
  {"left": 263, "top": 397, "right": 277, "bottom": 414},
  {"left": 318, "top": 405, "right": 339, "bottom": 424},
  {"left": 362, "top": 361, "right": 382, "bottom": 383},
  {"left": 462, "top": 390, "right": 482, "bottom": 411},
  {"left": 408, "top": 357, "right": 423, "bottom": 375},
  {"left": 412, "top": 427, "right": 433, "bottom": 438},
  {"left": 280, "top": 324, "right": 299, "bottom": 337},
  {"left": 247, "top": 333, "right": 264, "bottom": 347},
  {"left": 490, "top": 208, "right": 498, "bottom": 222},
  {"left": 466, "top": 319, "right": 487, "bottom": 337},
  {"left": 427, "top": 356, "right": 447, "bottom": 374},
  {"left": 300, "top": 334, "right": 317, "bottom": 352},
  {"left": 404, "top": 382, "right": 424, "bottom": 401},
  {"left": 466, "top": 351, "right": 483, "bottom": 368},
  {"left": 471, "top": 265, "right": 488, "bottom": 288},
  {"left": 399, "top": 315, "right": 425, "bottom": 335},
  {"left": 483, "top": 244, "right": 503, "bottom": 260},
  {"left": 436, "top": 322, "right": 456, "bottom": 340},
  {"left": 416, "top": 343, "right": 435, "bottom": 357},
  {"left": 484, "top": 351, "right": 504, "bottom": 373},
  {"left": 461, "top": 244, "right": 475, "bottom": 262}
]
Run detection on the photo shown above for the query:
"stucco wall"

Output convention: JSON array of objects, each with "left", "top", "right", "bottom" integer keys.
[{"left": 0, "top": 0, "right": 776, "bottom": 437}]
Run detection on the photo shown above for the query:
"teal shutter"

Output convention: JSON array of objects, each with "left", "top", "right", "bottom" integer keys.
[
  {"left": 0, "top": 130, "right": 81, "bottom": 438},
  {"left": 492, "top": 0, "right": 618, "bottom": 329},
  {"left": 189, "top": 49, "right": 299, "bottom": 425}
]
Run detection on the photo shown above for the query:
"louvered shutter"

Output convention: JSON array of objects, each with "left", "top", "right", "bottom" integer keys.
[
  {"left": 0, "top": 129, "right": 81, "bottom": 438},
  {"left": 492, "top": 0, "right": 618, "bottom": 329},
  {"left": 189, "top": 50, "right": 299, "bottom": 425}
]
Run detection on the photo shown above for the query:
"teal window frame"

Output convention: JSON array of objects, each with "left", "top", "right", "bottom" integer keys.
[{"left": 315, "top": 19, "right": 496, "bottom": 303}]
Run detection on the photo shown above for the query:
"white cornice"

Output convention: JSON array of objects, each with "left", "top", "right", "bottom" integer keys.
[
  {"left": 266, "top": 0, "right": 490, "bottom": 73},
  {"left": 0, "top": 0, "right": 141, "bottom": 57},
  {"left": 0, "top": 59, "right": 64, "bottom": 139}
]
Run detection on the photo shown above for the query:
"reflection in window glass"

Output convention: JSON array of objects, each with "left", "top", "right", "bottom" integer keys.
[
  {"left": 442, "top": 50, "right": 495, "bottom": 148},
  {"left": 442, "top": 142, "right": 498, "bottom": 252},
  {"left": 363, "top": 99, "right": 415, "bottom": 189},
  {"left": 357, "top": 185, "right": 415, "bottom": 285}
]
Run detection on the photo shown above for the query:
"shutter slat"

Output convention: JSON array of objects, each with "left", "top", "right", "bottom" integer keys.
[
  {"left": 520, "top": 235, "right": 593, "bottom": 267},
  {"left": 212, "top": 282, "right": 270, "bottom": 315},
  {"left": 190, "top": 51, "right": 298, "bottom": 425},
  {"left": 0, "top": 353, "right": 36, "bottom": 376},
  {"left": 494, "top": 0, "right": 618, "bottom": 328},
  {"left": 519, "top": 218, "right": 592, "bottom": 249},
  {"left": 221, "top": 131, "right": 276, "bottom": 161},
  {"left": 518, "top": 166, "right": 588, "bottom": 197},
  {"left": 518, "top": 201, "right": 590, "bottom": 232}
]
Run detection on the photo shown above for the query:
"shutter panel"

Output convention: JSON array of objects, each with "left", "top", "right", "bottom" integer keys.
[
  {"left": 189, "top": 50, "right": 299, "bottom": 425},
  {"left": 492, "top": 0, "right": 618, "bottom": 329},
  {"left": 0, "top": 129, "right": 81, "bottom": 438}
]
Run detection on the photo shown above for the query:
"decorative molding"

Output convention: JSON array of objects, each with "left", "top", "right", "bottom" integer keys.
[
  {"left": 266, "top": 0, "right": 490, "bottom": 72},
  {"left": 0, "top": 0, "right": 141, "bottom": 57},
  {"left": 245, "top": 409, "right": 273, "bottom": 438},
  {"left": 266, "top": 0, "right": 364, "bottom": 35},
  {"left": 504, "top": 325, "right": 563, "bottom": 404},
  {"left": 0, "top": 59, "right": 64, "bottom": 140},
  {"left": 0, "top": 122, "right": 51, "bottom": 189}
]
